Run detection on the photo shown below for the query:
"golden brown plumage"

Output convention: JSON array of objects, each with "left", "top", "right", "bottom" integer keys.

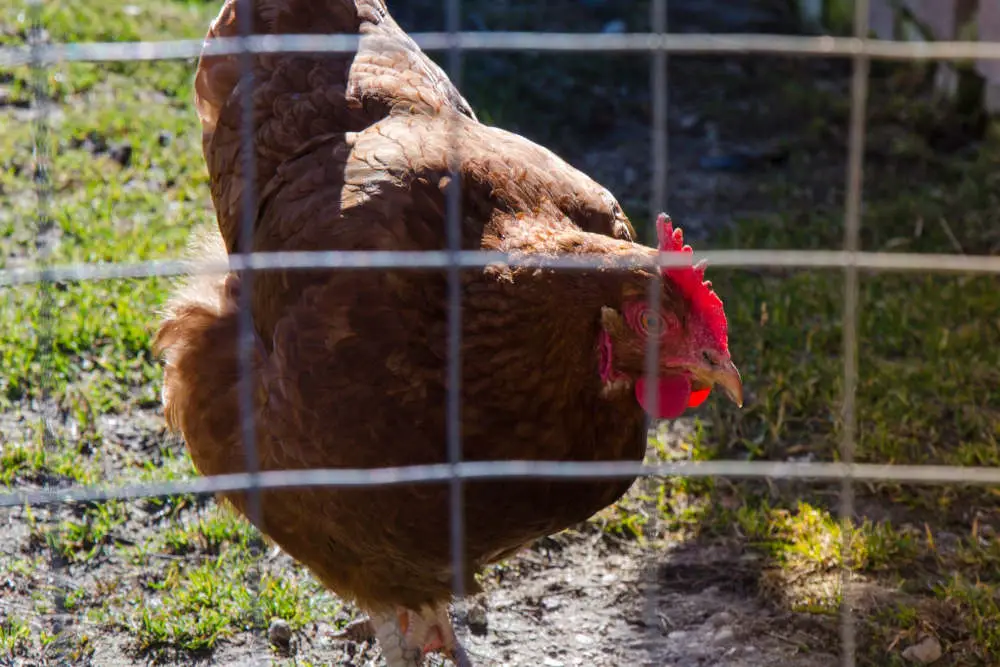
[{"left": 155, "top": 1, "right": 742, "bottom": 664}]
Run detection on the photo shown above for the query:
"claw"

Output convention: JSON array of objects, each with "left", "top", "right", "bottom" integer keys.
[
  {"left": 446, "top": 640, "right": 474, "bottom": 667},
  {"left": 331, "top": 616, "right": 376, "bottom": 643}
]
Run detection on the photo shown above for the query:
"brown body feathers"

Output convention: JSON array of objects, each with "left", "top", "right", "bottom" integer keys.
[{"left": 156, "top": 0, "right": 666, "bottom": 615}]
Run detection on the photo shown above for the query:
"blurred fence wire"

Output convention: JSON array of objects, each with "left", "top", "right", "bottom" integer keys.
[
  {"left": 4, "top": 1, "right": 1000, "bottom": 665},
  {"left": 9, "top": 31, "right": 1000, "bottom": 64}
]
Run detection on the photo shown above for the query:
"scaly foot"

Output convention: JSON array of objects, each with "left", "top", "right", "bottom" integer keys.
[
  {"left": 364, "top": 605, "right": 474, "bottom": 667},
  {"left": 370, "top": 608, "right": 423, "bottom": 667}
]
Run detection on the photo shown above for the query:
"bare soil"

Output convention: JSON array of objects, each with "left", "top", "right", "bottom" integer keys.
[{"left": 2, "top": 410, "right": 842, "bottom": 667}]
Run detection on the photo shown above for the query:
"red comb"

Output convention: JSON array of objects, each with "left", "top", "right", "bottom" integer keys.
[{"left": 655, "top": 214, "right": 729, "bottom": 348}]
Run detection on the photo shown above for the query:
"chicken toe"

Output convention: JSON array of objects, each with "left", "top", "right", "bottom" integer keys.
[
  {"left": 445, "top": 640, "right": 474, "bottom": 667},
  {"left": 415, "top": 604, "right": 475, "bottom": 667}
]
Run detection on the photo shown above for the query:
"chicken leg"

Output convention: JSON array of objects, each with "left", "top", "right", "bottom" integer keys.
[{"left": 336, "top": 605, "right": 473, "bottom": 667}]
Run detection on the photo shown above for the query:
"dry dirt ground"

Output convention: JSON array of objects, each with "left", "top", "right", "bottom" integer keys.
[{"left": 67, "top": 420, "right": 839, "bottom": 667}]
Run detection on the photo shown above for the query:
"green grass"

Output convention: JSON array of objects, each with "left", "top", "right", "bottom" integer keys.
[
  {"left": 34, "top": 500, "right": 129, "bottom": 563},
  {"left": 1, "top": 0, "right": 999, "bottom": 663},
  {"left": 602, "top": 123, "right": 1000, "bottom": 657},
  {"left": 0, "top": 616, "right": 32, "bottom": 659},
  {"left": 666, "top": 119, "right": 1000, "bottom": 662},
  {"left": 0, "top": 77, "right": 337, "bottom": 659},
  {"left": 553, "top": 50, "right": 999, "bottom": 667},
  {"left": 667, "top": 486, "right": 1000, "bottom": 662},
  {"left": 160, "top": 507, "right": 258, "bottom": 556},
  {"left": 0, "top": 0, "right": 214, "bottom": 408},
  {"left": 0, "top": 434, "right": 96, "bottom": 486},
  {"left": 0, "top": 0, "right": 344, "bottom": 659},
  {"left": 124, "top": 508, "right": 340, "bottom": 655}
]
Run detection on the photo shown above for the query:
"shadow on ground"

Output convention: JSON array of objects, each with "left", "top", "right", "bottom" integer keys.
[{"left": 417, "top": 1, "right": 999, "bottom": 666}]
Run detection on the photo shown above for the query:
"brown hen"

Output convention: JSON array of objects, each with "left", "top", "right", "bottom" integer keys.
[{"left": 154, "top": 1, "right": 743, "bottom": 665}]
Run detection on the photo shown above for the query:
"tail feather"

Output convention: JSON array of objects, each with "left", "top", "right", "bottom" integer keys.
[{"left": 153, "top": 226, "right": 261, "bottom": 474}]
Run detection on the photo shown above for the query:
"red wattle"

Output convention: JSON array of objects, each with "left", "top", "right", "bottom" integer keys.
[
  {"left": 687, "top": 387, "right": 711, "bottom": 408},
  {"left": 635, "top": 376, "right": 712, "bottom": 418},
  {"left": 635, "top": 375, "right": 691, "bottom": 419}
]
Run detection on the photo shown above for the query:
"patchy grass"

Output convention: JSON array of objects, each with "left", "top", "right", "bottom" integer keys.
[
  {"left": 669, "top": 101, "right": 1000, "bottom": 664},
  {"left": 665, "top": 481, "right": 1000, "bottom": 664},
  {"left": 0, "top": 0, "right": 213, "bottom": 408},
  {"left": 0, "top": 0, "right": 998, "bottom": 664},
  {"left": 1, "top": 0, "right": 345, "bottom": 662},
  {"left": 0, "top": 615, "right": 32, "bottom": 659},
  {"left": 0, "top": 429, "right": 97, "bottom": 486},
  {"left": 126, "top": 530, "right": 339, "bottom": 655},
  {"left": 36, "top": 500, "right": 129, "bottom": 563},
  {"left": 159, "top": 505, "right": 257, "bottom": 556}
]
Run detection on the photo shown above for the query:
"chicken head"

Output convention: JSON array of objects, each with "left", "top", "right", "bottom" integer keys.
[{"left": 596, "top": 214, "right": 743, "bottom": 419}]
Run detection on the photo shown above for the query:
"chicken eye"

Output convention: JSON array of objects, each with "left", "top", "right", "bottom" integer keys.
[
  {"left": 622, "top": 301, "right": 678, "bottom": 339},
  {"left": 637, "top": 308, "right": 673, "bottom": 338}
]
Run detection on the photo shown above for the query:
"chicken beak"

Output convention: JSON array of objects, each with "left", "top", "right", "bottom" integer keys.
[{"left": 712, "top": 359, "right": 744, "bottom": 408}]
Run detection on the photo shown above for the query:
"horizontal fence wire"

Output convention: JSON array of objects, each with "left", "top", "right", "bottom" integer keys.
[
  {"left": 8, "top": 33, "right": 1000, "bottom": 65},
  {"left": 2, "top": 250, "right": 999, "bottom": 287},
  {"left": 4, "top": 461, "right": 1000, "bottom": 509}
]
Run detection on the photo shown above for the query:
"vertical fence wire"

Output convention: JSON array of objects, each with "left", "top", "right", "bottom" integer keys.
[
  {"left": 839, "top": 1, "right": 871, "bottom": 665},
  {"left": 26, "top": 0, "right": 60, "bottom": 643},
  {"left": 642, "top": 0, "right": 669, "bottom": 413},
  {"left": 25, "top": 0, "right": 53, "bottom": 401},
  {"left": 445, "top": 0, "right": 467, "bottom": 605},
  {"left": 235, "top": 0, "right": 265, "bottom": 653},
  {"left": 650, "top": 0, "right": 668, "bottom": 221},
  {"left": 641, "top": 0, "right": 670, "bottom": 641}
]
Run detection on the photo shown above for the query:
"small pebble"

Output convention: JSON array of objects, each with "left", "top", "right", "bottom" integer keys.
[
  {"left": 901, "top": 636, "right": 942, "bottom": 664},
  {"left": 709, "top": 611, "right": 734, "bottom": 627},
  {"left": 543, "top": 657, "right": 565, "bottom": 667},
  {"left": 78, "top": 131, "right": 107, "bottom": 155},
  {"left": 268, "top": 618, "right": 292, "bottom": 647},
  {"left": 109, "top": 143, "right": 133, "bottom": 168},
  {"left": 467, "top": 601, "right": 489, "bottom": 636},
  {"left": 712, "top": 627, "right": 735, "bottom": 644}
]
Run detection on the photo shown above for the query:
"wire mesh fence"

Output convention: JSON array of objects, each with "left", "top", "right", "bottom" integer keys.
[{"left": 2, "top": 0, "right": 999, "bottom": 665}]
